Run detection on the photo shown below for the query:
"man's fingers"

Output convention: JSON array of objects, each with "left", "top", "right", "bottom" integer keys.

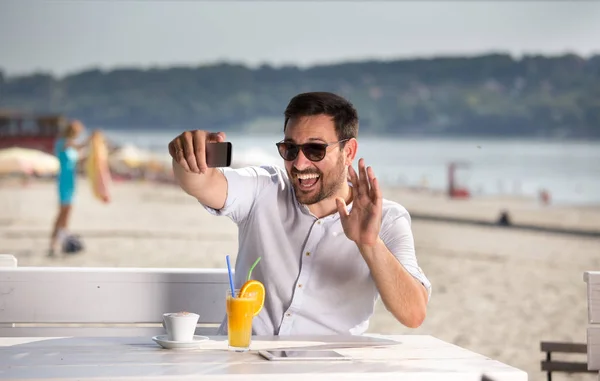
[
  {"left": 373, "top": 177, "right": 382, "bottom": 207},
  {"left": 348, "top": 165, "right": 363, "bottom": 196},
  {"left": 171, "top": 138, "right": 191, "bottom": 172},
  {"left": 192, "top": 132, "right": 207, "bottom": 173},
  {"left": 336, "top": 197, "right": 349, "bottom": 219},
  {"left": 358, "top": 158, "right": 370, "bottom": 192},
  {"left": 180, "top": 132, "right": 200, "bottom": 173},
  {"left": 368, "top": 166, "right": 382, "bottom": 205},
  {"left": 168, "top": 141, "right": 176, "bottom": 158},
  {"left": 353, "top": 158, "right": 370, "bottom": 198},
  {"left": 208, "top": 131, "right": 226, "bottom": 143}
]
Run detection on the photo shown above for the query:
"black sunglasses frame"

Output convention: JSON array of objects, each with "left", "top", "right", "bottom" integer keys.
[{"left": 275, "top": 139, "right": 350, "bottom": 162}]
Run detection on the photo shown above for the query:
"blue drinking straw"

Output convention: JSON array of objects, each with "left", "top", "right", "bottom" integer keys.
[{"left": 225, "top": 255, "right": 235, "bottom": 297}]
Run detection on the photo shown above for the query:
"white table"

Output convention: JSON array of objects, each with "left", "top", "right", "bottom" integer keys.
[{"left": 0, "top": 334, "right": 527, "bottom": 381}]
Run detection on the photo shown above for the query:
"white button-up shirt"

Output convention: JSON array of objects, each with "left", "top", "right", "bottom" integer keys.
[{"left": 203, "top": 165, "right": 431, "bottom": 336}]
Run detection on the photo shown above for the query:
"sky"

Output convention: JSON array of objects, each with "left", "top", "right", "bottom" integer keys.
[{"left": 1, "top": 1, "right": 599, "bottom": 78}]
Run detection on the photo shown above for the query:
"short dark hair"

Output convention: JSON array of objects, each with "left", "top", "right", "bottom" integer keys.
[{"left": 283, "top": 92, "right": 359, "bottom": 141}]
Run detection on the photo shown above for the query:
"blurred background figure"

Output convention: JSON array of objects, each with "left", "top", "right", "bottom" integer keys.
[{"left": 48, "top": 119, "right": 87, "bottom": 257}]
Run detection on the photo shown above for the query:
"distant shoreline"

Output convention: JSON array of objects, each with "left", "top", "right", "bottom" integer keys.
[
  {"left": 96, "top": 127, "right": 600, "bottom": 143},
  {"left": 3, "top": 53, "right": 598, "bottom": 139}
]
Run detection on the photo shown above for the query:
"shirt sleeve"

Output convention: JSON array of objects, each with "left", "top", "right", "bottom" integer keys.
[
  {"left": 201, "top": 165, "right": 280, "bottom": 225},
  {"left": 379, "top": 208, "right": 432, "bottom": 302}
]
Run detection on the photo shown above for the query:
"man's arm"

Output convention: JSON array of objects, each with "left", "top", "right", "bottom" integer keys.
[
  {"left": 359, "top": 238, "right": 428, "bottom": 328},
  {"left": 336, "top": 159, "right": 429, "bottom": 329},
  {"left": 172, "top": 161, "right": 227, "bottom": 210}
]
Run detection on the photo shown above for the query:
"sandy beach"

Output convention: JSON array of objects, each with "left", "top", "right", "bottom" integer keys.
[{"left": 1, "top": 176, "right": 599, "bottom": 381}]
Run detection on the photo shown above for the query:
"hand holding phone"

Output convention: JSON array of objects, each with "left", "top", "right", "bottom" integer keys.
[{"left": 168, "top": 130, "right": 232, "bottom": 173}]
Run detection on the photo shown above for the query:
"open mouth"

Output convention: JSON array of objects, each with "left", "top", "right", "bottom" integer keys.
[{"left": 297, "top": 173, "right": 320, "bottom": 191}]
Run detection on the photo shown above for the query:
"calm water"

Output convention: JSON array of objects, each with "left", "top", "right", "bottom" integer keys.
[{"left": 102, "top": 129, "right": 600, "bottom": 206}]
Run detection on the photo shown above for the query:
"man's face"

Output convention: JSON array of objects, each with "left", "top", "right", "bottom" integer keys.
[{"left": 281, "top": 114, "right": 351, "bottom": 205}]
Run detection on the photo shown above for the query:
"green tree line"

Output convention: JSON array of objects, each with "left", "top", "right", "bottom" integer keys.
[{"left": 1, "top": 53, "right": 599, "bottom": 138}]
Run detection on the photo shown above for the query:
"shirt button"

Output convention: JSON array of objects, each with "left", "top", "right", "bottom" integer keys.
[
  {"left": 298, "top": 284, "right": 302, "bottom": 288},
  {"left": 317, "top": 220, "right": 322, "bottom": 225},
  {"left": 286, "top": 313, "right": 291, "bottom": 317},
  {"left": 306, "top": 252, "right": 310, "bottom": 256}
]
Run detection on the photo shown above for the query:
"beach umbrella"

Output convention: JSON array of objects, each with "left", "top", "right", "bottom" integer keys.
[
  {"left": 0, "top": 147, "right": 59, "bottom": 175},
  {"left": 109, "top": 144, "right": 152, "bottom": 169},
  {"left": 144, "top": 153, "right": 172, "bottom": 172}
]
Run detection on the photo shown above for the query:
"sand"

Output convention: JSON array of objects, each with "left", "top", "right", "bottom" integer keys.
[{"left": 1, "top": 177, "right": 599, "bottom": 381}]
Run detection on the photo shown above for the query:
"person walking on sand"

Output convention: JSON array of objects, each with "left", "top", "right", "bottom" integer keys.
[
  {"left": 48, "top": 120, "right": 89, "bottom": 257},
  {"left": 168, "top": 92, "right": 431, "bottom": 335}
]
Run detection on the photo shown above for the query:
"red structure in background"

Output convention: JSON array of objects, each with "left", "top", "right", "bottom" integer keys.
[
  {"left": 448, "top": 161, "right": 471, "bottom": 199},
  {"left": 539, "top": 189, "right": 551, "bottom": 205},
  {"left": 0, "top": 111, "right": 66, "bottom": 154}
]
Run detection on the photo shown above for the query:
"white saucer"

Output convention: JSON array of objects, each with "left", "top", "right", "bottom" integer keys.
[{"left": 152, "top": 335, "right": 209, "bottom": 349}]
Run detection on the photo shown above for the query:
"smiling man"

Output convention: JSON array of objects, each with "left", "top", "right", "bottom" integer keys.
[{"left": 168, "top": 92, "right": 431, "bottom": 335}]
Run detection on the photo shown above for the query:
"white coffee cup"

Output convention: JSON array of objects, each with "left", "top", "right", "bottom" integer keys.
[{"left": 162, "top": 311, "right": 200, "bottom": 342}]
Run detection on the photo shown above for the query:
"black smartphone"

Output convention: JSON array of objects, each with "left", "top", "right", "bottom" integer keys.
[{"left": 206, "top": 142, "right": 232, "bottom": 168}]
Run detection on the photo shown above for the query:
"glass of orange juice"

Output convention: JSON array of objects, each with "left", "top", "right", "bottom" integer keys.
[{"left": 226, "top": 289, "right": 257, "bottom": 352}]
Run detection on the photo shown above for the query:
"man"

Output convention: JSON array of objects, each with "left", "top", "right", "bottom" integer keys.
[{"left": 168, "top": 92, "right": 431, "bottom": 335}]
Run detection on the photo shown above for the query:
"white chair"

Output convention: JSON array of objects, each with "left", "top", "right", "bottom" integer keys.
[
  {"left": 0, "top": 254, "right": 17, "bottom": 267},
  {"left": 0, "top": 266, "right": 231, "bottom": 337}
]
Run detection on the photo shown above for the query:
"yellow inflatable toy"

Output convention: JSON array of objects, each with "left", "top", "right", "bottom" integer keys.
[{"left": 86, "top": 131, "right": 112, "bottom": 203}]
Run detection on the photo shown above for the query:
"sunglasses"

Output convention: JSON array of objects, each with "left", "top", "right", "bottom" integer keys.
[{"left": 275, "top": 139, "right": 349, "bottom": 162}]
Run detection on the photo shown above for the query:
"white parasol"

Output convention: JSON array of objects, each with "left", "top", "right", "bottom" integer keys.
[
  {"left": 0, "top": 147, "right": 59, "bottom": 175},
  {"left": 108, "top": 144, "right": 152, "bottom": 170}
]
